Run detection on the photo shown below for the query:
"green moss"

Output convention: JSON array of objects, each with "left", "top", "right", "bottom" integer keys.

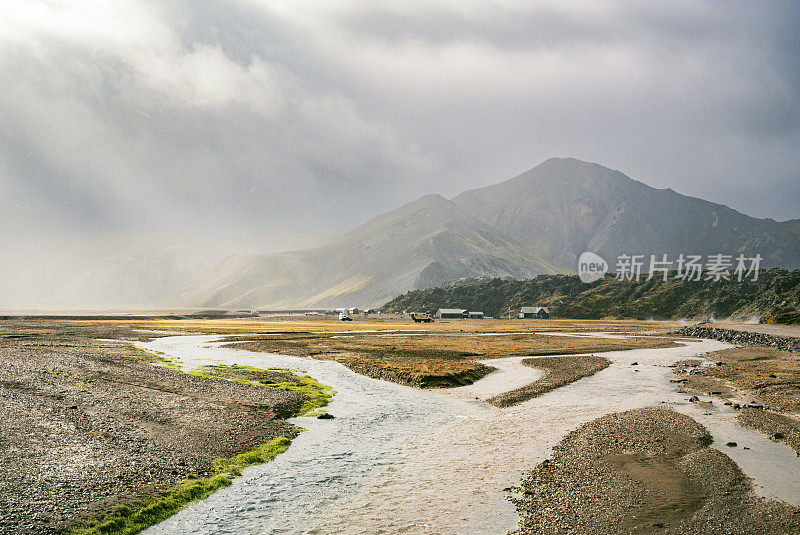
[
  {"left": 72, "top": 436, "right": 291, "bottom": 535},
  {"left": 126, "top": 345, "right": 181, "bottom": 370},
  {"left": 190, "top": 364, "right": 335, "bottom": 415},
  {"left": 74, "top": 362, "right": 334, "bottom": 534}
]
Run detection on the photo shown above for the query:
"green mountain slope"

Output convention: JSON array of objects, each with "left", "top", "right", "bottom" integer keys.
[
  {"left": 382, "top": 269, "right": 800, "bottom": 321},
  {"left": 184, "top": 195, "right": 564, "bottom": 308}
]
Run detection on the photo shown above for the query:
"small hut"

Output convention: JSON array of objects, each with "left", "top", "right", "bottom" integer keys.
[{"left": 519, "top": 306, "right": 550, "bottom": 319}]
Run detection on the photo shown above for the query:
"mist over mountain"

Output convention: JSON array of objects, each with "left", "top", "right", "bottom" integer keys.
[
  {"left": 0, "top": 231, "right": 220, "bottom": 310},
  {"left": 2, "top": 158, "right": 798, "bottom": 310},
  {"left": 184, "top": 194, "right": 562, "bottom": 309},
  {"left": 0, "top": 229, "right": 333, "bottom": 310}
]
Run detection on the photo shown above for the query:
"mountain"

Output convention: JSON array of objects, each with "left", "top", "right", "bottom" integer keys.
[
  {"left": 183, "top": 194, "right": 564, "bottom": 308},
  {"left": 780, "top": 219, "right": 800, "bottom": 240},
  {"left": 3, "top": 158, "right": 797, "bottom": 310},
  {"left": 382, "top": 269, "right": 800, "bottom": 322},
  {"left": 453, "top": 158, "right": 800, "bottom": 270}
]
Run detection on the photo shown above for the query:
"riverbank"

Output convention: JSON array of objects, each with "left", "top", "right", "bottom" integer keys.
[
  {"left": 6, "top": 317, "right": 794, "bottom": 534},
  {"left": 676, "top": 345, "right": 800, "bottom": 455},
  {"left": 509, "top": 408, "right": 800, "bottom": 534},
  {"left": 673, "top": 325, "right": 800, "bottom": 351},
  {"left": 0, "top": 321, "right": 324, "bottom": 534}
]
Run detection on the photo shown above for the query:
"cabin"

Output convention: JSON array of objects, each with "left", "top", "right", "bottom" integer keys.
[
  {"left": 468, "top": 311, "right": 484, "bottom": 319},
  {"left": 520, "top": 306, "right": 550, "bottom": 319},
  {"left": 436, "top": 308, "right": 467, "bottom": 319}
]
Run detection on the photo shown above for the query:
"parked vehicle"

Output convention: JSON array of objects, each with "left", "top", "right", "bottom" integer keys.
[
  {"left": 410, "top": 312, "right": 433, "bottom": 323},
  {"left": 339, "top": 312, "right": 353, "bottom": 321}
]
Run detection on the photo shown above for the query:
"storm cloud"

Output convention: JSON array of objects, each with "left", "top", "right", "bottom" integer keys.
[{"left": 1, "top": 0, "right": 798, "bottom": 247}]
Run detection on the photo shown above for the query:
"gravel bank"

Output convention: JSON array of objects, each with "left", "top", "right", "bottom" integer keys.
[
  {"left": 0, "top": 322, "right": 306, "bottom": 534},
  {"left": 487, "top": 355, "right": 610, "bottom": 407},
  {"left": 509, "top": 408, "right": 800, "bottom": 534},
  {"left": 673, "top": 326, "right": 800, "bottom": 351},
  {"left": 676, "top": 346, "right": 800, "bottom": 454},
  {"left": 737, "top": 409, "right": 800, "bottom": 454}
]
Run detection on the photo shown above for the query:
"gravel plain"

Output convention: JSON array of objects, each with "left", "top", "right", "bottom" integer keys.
[{"left": 0, "top": 321, "right": 304, "bottom": 534}]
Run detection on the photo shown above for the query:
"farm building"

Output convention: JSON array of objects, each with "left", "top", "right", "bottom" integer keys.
[
  {"left": 520, "top": 306, "right": 550, "bottom": 319},
  {"left": 436, "top": 308, "right": 467, "bottom": 319},
  {"left": 468, "top": 311, "right": 484, "bottom": 319}
]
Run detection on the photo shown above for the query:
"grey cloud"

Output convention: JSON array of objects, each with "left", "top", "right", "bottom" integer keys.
[{"left": 0, "top": 0, "right": 798, "bottom": 250}]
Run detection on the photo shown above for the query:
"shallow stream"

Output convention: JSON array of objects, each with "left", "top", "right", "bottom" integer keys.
[{"left": 139, "top": 335, "right": 800, "bottom": 534}]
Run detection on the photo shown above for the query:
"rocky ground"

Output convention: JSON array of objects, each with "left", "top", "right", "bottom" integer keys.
[
  {"left": 675, "top": 344, "right": 800, "bottom": 455},
  {"left": 487, "top": 355, "right": 611, "bottom": 407},
  {"left": 0, "top": 320, "right": 306, "bottom": 534},
  {"left": 705, "top": 322, "right": 800, "bottom": 338},
  {"left": 509, "top": 408, "right": 800, "bottom": 534},
  {"left": 673, "top": 326, "right": 800, "bottom": 351}
]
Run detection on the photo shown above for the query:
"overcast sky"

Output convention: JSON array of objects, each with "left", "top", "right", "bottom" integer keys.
[{"left": 1, "top": 0, "right": 798, "bottom": 247}]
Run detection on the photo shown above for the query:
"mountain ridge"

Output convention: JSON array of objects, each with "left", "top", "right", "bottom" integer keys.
[
  {"left": 2, "top": 157, "right": 797, "bottom": 309},
  {"left": 182, "top": 193, "right": 561, "bottom": 308},
  {"left": 452, "top": 158, "right": 800, "bottom": 270}
]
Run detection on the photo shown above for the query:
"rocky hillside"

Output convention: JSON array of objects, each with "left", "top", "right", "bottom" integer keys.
[
  {"left": 453, "top": 158, "right": 800, "bottom": 270},
  {"left": 382, "top": 269, "right": 800, "bottom": 321}
]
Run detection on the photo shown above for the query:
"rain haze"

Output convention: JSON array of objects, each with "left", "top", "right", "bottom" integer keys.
[
  {"left": 0, "top": 1, "right": 799, "bottom": 309},
  {"left": 2, "top": 1, "right": 799, "bottom": 244}
]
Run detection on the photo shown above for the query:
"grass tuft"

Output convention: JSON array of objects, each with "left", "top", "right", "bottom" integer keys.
[
  {"left": 189, "top": 364, "right": 335, "bottom": 415},
  {"left": 72, "top": 363, "right": 331, "bottom": 535},
  {"left": 72, "top": 436, "right": 291, "bottom": 535}
]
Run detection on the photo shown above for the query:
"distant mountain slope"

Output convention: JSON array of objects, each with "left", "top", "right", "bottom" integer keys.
[
  {"left": 184, "top": 194, "right": 564, "bottom": 308},
  {"left": 453, "top": 158, "right": 800, "bottom": 270},
  {"left": 4, "top": 157, "right": 797, "bottom": 311},
  {"left": 382, "top": 269, "right": 800, "bottom": 321},
  {"left": 780, "top": 219, "right": 800, "bottom": 240}
]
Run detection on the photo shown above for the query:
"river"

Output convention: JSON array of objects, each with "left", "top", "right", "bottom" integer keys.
[{"left": 139, "top": 334, "right": 800, "bottom": 534}]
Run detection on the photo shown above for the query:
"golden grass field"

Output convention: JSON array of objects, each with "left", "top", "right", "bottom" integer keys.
[
  {"left": 53, "top": 316, "right": 682, "bottom": 388},
  {"left": 62, "top": 315, "right": 685, "bottom": 335}
]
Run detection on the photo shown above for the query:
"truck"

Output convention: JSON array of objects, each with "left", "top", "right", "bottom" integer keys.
[{"left": 410, "top": 312, "right": 433, "bottom": 323}]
